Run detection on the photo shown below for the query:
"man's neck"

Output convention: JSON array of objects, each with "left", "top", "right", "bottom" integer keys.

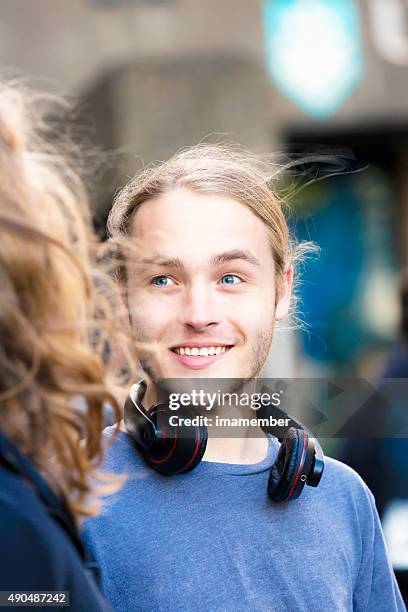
[
  {"left": 202, "top": 435, "right": 269, "bottom": 465},
  {"left": 125, "top": 377, "right": 270, "bottom": 465}
]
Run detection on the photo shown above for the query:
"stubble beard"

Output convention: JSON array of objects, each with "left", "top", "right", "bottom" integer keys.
[{"left": 134, "top": 320, "right": 275, "bottom": 390}]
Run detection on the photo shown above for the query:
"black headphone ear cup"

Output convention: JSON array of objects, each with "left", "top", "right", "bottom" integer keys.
[
  {"left": 179, "top": 423, "right": 208, "bottom": 472},
  {"left": 142, "top": 406, "right": 208, "bottom": 475},
  {"left": 268, "top": 428, "right": 312, "bottom": 503}
]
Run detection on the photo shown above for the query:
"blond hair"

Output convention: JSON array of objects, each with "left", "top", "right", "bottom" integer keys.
[
  {"left": 0, "top": 81, "right": 135, "bottom": 522},
  {"left": 108, "top": 143, "right": 314, "bottom": 300}
]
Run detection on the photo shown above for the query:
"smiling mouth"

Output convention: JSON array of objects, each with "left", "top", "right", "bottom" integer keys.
[{"left": 170, "top": 345, "right": 233, "bottom": 357}]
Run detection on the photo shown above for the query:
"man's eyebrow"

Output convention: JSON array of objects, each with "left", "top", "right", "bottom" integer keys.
[
  {"left": 211, "top": 249, "right": 261, "bottom": 268},
  {"left": 135, "top": 249, "right": 261, "bottom": 269},
  {"left": 137, "top": 253, "right": 184, "bottom": 269}
]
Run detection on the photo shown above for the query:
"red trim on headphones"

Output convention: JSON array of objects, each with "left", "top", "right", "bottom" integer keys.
[
  {"left": 284, "top": 434, "right": 307, "bottom": 501},
  {"left": 147, "top": 429, "right": 178, "bottom": 464}
]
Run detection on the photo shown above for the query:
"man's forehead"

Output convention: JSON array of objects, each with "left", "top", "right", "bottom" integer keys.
[
  {"left": 132, "top": 190, "right": 264, "bottom": 229},
  {"left": 129, "top": 190, "right": 271, "bottom": 258}
]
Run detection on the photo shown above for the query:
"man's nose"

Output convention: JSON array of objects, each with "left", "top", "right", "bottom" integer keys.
[{"left": 180, "top": 283, "right": 221, "bottom": 331}]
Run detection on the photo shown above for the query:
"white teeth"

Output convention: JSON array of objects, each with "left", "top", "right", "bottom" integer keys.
[{"left": 174, "top": 346, "right": 229, "bottom": 356}]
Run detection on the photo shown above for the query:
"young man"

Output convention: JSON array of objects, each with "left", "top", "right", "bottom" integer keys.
[{"left": 83, "top": 145, "right": 405, "bottom": 611}]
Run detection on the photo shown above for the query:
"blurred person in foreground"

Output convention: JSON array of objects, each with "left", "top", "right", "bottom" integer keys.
[
  {"left": 83, "top": 144, "right": 405, "bottom": 612},
  {"left": 0, "top": 82, "right": 135, "bottom": 610}
]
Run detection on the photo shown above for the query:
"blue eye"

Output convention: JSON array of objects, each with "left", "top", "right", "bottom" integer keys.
[
  {"left": 219, "top": 274, "right": 241, "bottom": 285},
  {"left": 152, "top": 275, "right": 174, "bottom": 287}
]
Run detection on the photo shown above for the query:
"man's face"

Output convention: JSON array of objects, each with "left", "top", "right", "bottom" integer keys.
[{"left": 126, "top": 188, "right": 292, "bottom": 383}]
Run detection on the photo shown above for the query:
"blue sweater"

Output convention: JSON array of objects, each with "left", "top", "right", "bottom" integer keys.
[{"left": 83, "top": 429, "right": 405, "bottom": 611}]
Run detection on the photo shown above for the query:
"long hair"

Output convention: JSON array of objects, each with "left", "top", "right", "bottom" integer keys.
[
  {"left": 0, "top": 81, "right": 135, "bottom": 521},
  {"left": 107, "top": 143, "right": 317, "bottom": 317}
]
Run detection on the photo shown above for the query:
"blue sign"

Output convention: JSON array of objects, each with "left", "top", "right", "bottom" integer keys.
[{"left": 263, "top": 0, "right": 363, "bottom": 119}]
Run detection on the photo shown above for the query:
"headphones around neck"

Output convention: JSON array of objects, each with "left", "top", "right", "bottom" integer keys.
[{"left": 124, "top": 380, "right": 325, "bottom": 503}]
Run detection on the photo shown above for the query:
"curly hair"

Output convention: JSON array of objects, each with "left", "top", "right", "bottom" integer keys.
[{"left": 0, "top": 80, "right": 136, "bottom": 522}]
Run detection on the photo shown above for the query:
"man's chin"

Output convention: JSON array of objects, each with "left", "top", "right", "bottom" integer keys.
[
  {"left": 155, "top": 370, "right": 254, "bottom": 403},
  {"left": 159, "top": 353, "right": 256, "bottom": 384},
  {"left": 143, "top": 346, "right": 262, "bottom": 386}
]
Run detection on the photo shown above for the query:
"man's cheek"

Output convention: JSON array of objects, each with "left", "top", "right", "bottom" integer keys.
[
  {"left": 128, "top": 293, "right": 164, "bottom": 330},
  {"left": 132, "top": 311, "right": 164, "bottom": 338},
  {"left": 231, "top": 302, "right": 271, "bottom": 334}
]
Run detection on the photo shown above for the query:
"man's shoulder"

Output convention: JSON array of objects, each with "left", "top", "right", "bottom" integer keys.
[
  {"left": 324, "top": 454, "right": 371, "bottom": 486},
  {"left": 319, "top": 454, "right": 376, "bottom": 512},
  {"left": 99, "top": 429, "right": 379, "bottom": 519},
  {"left": 100, "top": 428, "right": 375, "bottom": 499},
  {"left": 102, "top": 427, "right": 146, "bottom": 473}
]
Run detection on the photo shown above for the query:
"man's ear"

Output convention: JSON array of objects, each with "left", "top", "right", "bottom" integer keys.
[{"left": 275, "top": 265, "right": 294, "bottom": 321}]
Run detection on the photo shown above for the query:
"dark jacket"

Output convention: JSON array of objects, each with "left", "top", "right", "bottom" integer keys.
[{"left": 0, "top": 430, "right": 110, "bottom": 611}]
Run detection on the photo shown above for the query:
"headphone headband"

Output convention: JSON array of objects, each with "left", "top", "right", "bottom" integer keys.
[{"left": 125, "top": 381, "right": 157, "bottom": 450}]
